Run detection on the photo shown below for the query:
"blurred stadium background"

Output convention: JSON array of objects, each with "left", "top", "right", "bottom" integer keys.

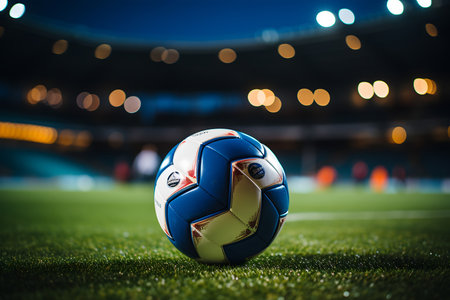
[{"left": 1, "top": 0, "right": 449, "bottom": 193}]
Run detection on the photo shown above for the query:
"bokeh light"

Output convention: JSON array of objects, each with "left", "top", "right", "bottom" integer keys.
[
  {"left": 316, "top": 11, "right": 336, "bottom": 27},
  {"left": 373, "top": 80, "right": 389, "bottom": 98},
  {"left": 150, "top": 47, "right": 165, "bottom": 62},
  {"left": 52, "top": 40, "right": 68, "bottom": 55},
  {"left": 424, "top": 78, "right": 437, "bottom": 94},
  {"left": 413, "top": 78, "right": 428, "bottom": 95},
  {"left": 95, "top": 44, "right": 112, "bottom": 59},
  {"left": 370, "top": 166, "right": 389, "bottom": 192},
  {"left": 247, "top": 89, "right": 265, "bottom": 107},
  {"left": 314, "top": 89, "right": 331, "bottom": 106},
  {"left": 352, "top": 161, "right": 369, "bottom": 181},
  {"left": 74, "top": 131, "right": 92, "bottom": 148},
  {"left": 58, "top": 129, "right": 75, "bottom": 146},
  {"left": 161, "top": 49, "right": 179, "bottom": 64},
  {"left": 124, "top": 96, "right": 141, "bottom": 113},
  {"left": 265, "top": 97, "right": 282, "bottom": 113},
  {"left": 391, "top": 126, "right": 407, "bottom": 144},
  {"left": 0, "top": 122, "right": 57, "bottom": 144},
  {"left": 357, "top": 82, "right": 374, "bottom": 99},
  {"left": 218, "top": 48, "right": 237, "bottom": 64},
  {"left": 27, "top": 85, "right": 47, "bottom": 104},
  {"left": 0, "top": 0, "right": 7, "bottom": 12},
  {"left": 262, "top": 89, "right": 275, "bottom": 106},
  {"left": 9, "top": 3, "right": 25, "bottom": 19},
  {"left": 345, "top": 35, "right": 361, "bottom": 50},
  {"left": 297, "top": 88, "right": 314, "bottom": 106},
  {"left": 417, "top": 0, "right": 432, "bottom": 8},
  {"left": 76, "top": 92, "right": 89, "bottom": 109},
  {"left": 85, "top": 94, "right": 100, "bottom": 112},
  {"left": 425, "top": 23, "right": 438, "bottom": 37},
  {"left": 338, "top": 9, "right": 355, "bottom": 25},
  {"left": 46, "top": 88, "right": 63, "bottom": 108},
  {"left": 316, "top": 166, "right": 337, "bottom": 188},
  {"left": 277, "top": 43, "right": 295, "bottom": 59},
  {"left": 109, "top": 89, "right": 126, "bottom": 107},
  {"left": 387, "top": 0, "right": 404, "bottom": 15}
]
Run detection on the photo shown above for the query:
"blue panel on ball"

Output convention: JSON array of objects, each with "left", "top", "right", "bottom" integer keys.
[
  {"left": 199, "top": 146, "right": 230, "bottom": 206},
  {"left": 263, "top": 185, "right": 289, "bottom": 216},
  {"left": 223, "top": 231, "right": 268, "bottom": 264},
  {"left": 156, "top": 144, "right": 178, "bottom": 180},
  {"left": 206, "top": 138, "right": 264, "bottom": 162},
  {"left": 238, "top": 132, "right": 265, "bottom": 156},
  {"left": 168, "top": 186, "right": 226, "bottom": 224},
  {"left": 167, "top": 205, "right": 199, "bottom": 259},
  {"left": 256, "top": 195, "right": 280, "bottom": 244}
]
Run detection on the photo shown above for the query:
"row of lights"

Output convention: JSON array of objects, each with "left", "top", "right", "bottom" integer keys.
[
  {"left": 27, "top": 85, "right": 142, "bottom": 114},
  {"left": 356, "top": 78, "right": 437, "bottom": 100},
  {"left": 297, "top": 89, "right": 331, "bottom": 106},
  {"left": 386, "top": 0, "right": 432, "bottom": 15},
  {"left": 0, "top": 0, "right": 25, "bottom": 19},
  {"left": 0, "top": 121, "right": 93, "bottom": 147}
]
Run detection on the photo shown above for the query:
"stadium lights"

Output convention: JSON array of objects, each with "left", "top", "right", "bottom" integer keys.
[
  {"left": 9, "top": 2, "right": 25, "bottom": 18},
  {"left": 345, "top": 35, "right": 361, "bottom": 50},
  {"left": 52, "top": 40, "right": 68, "bottom": 55},
  {"left": 373, "top": 81, "right": 389, "bottom": 98},
  {"left": 316, "top": 11, "right": 336, "bottom": 27},
  {"left": 109, "top": 89, "right": 126, "bottom": 107},
  {"left": 357, "top": 82, "right": 374, "bottom": 99},
  {"left": 218, "top": 48, "right": 237, "bottom": 64},
  {"left": 278, "top": 43, "right": 295, "bottom": 59},
  {"left": 0, "top": 121, "right": 57, "bottom": 144},
  {"left": 0, "top": 0, "right": 7, "bottom": 12},
  {"left": 95, "top": 44, "right": 111, "bottom": 59},
  {"left": 387, "top": 0, "right": 404, "bottom": 15},
  {"left": 417, "top": 0, "right": 432, "bottom": 8},
  {"left": 124, "top": 96, "right": 141, "bottom": 113},
  {"left": 338, "top": 9, "right": 355, "bottom": 25},
  {"left": 425, "top": 23, "right": 438, "bottom": 37},
  {"left": 391, "top": 126, "right": 407, "bottom": 144}
]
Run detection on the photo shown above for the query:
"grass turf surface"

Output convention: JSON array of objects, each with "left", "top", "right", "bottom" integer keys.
[{"left": 1, "top": 187, "right": 449, "bottom": 299}]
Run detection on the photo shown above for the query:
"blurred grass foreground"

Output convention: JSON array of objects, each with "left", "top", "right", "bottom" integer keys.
[{"left": 1, "top": 186, "right": 449, "bottom": 299}]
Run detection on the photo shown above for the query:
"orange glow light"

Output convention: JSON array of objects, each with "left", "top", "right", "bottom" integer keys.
[
  {"left": 0, "top": 121, "right": 57, "bottom": 144},
  {"left": 262, "top": 89, "right": 275, "bottom": 106},
  {"left": 345, "top": 35, "right": 361, "bottom": 50},
  {"left": 161, "top": 49, "right": 179, "bottom": 64},
  {"left": 247, "top": 89, "right": 264, "bottom": 107},
  {"left": 278, "top": 43, "right": 295, "bottom": 59},
  {"left": 52, "top": 39, "right": 68, "bottom": 55},
  {"left": 391, "top": 126, "right": 407, "bottom": 144},
  {"left": 425, "top": 23, "right": 438, "bottom": 37},
  {"left": 218, "top": 48, "right": 237, "bottom": 64},
  {"left": 265, "top": 96, "right": 282, "bottom": 113},
  {"left": 95, "top": 44, "right": 112, "bottom": 59},
  {"left": 357, "top": 82, "right": 374, "bottom": 99},
  {"left": 314, "top": 89, "right": 331, "bottom": 106},
  {"left": 316, "top": 166, "right": 337, "bottom": 188},
  {"left": 297, "top": 88, "right": 314, "bottom": 106},
  {"left": 27, "top": 85, "right": 47, "bottom": 104},
  {"left": 370, "top": 166, "right": 388, "bottom": 192},
  {"left": 109, "top": 89, "right": 126, "bottom": 107},
  {"left": 413, "top": 78, "right": 428, "bottom": 95}
]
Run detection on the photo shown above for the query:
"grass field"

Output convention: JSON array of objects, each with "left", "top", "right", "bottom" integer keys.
[{"left": 1, "top": 186, "right": 449, "bottom": 299}]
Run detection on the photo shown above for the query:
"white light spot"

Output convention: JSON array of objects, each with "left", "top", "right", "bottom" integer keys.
[
  {"left": 338, "top": 9, "right": 355, "bottom": 25},
  {"left": 0, "top": 0, "right": 8, "bottom": 12},
  {"left": 417, "top": 0, "right": 432, "bottom": 8},
  {"left": 387, "top": 0, "right": 404, "bottom": 15},
  {"left": 124, "top": 96, "right": 141, "bottom": 113},
  {"left": 316, "top": 11, "right": 336, "bottom": 28},
  {"left": 9, "top": 3, "right": 25, "bottom": 19}
]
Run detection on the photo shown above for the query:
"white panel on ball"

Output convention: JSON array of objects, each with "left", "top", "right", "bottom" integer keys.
[
  {"left": 154, "top": 165, "right": 195, "bottom": 238},
  {"left": 232, "top": 158, "right": 283, "bottom": 190},
  {"left": 263, "top": 145, "right": 285, "bottom": 179}
]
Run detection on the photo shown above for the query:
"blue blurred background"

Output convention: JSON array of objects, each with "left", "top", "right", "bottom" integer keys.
[{"left": 0, "top": 0, "right": 449, "bottom": 192}]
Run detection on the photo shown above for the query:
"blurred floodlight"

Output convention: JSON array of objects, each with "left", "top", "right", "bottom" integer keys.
[
  {"left": 413, "top": 78, "right": 428, "bottom": 95},
  {"left": 387, "top": 0, "right": 404, "bottom": 15},
  {"left": 391, "top": 126, "right": 407, "bottom": 144},
  {"left": 277, "top": 43, "right": 295, "bottom": 59},
  {"left": 74, "top": 131, "right": 92, "bottom": 148},
  {"left": 27, "top": 85, "right": 47, "bottom": 104},
  {"left": 161, "top": 49, "right": 179, "bottom": 64},
  {"left": 262, "top": 89, "right": 275, "bottom": 106},
  {"left": 373, "top": 80, "right": 389, "bottom": 98},
  {"left": 357, "top": 82, "right": 374, "bottom": 99},
  {"left": 314, "top": 89, "right": 331, "bottom": 106},
  {"left": 316, "top": 11, "right": 336, "bottom": 28},
  {"left": 425, "top": 23, "right": 438, "bottom": 37},
  {"left": 370, "top": 166, "right": 388, "bottom": 192},
  {"left": 9, "top": 3, "right": 25, "bottom": 19},
  {"left": 316, "top": 166, "right": 337, "bottom": 188},
  {"left": 297, "top": 88, "right": 314, "bottom": 106},
  {"left": 109, "top": 89, "right": 126, "bottom": 107},
  {"left": 338, "top": 9, "right": 355, "bottom": 25},
  {"left": 417, "top": 0, "right": 432, "bottom": 8},
  {"left": 0, "top": 0, "right": 7, "bottom": 12},
  {"left": 0, "top": 121, "right": 57, "bottom": 144},
  {"left": 52, "top": 40, "right": 68, "bottom": 55},
  {"left": 86, "top": 94, "right": 100, "bottom": 111},
  {"left": 58, "top": 129, "right": 75, "bottom": 146},
  {"left": 124, "top": 96, "right": 141, "bottom": 113},
  {"left": 46, "top": 88, "right": 63, "bottom": 108},
  {"left": 345, "top": 35, "right": 361, "bottom": 50},
  {"left": 261, "top": 29, "right": 279, "bottom": 43},
  {"left": 247, "top": 89, "right": 264, "bottom": 107},
  {"left": 95, "top": 44, "right": 111, "bottom": 59},
  {"left": 218, "top": 48, "right": 237, "bottom": 64},
  {"left": 76, "top": 92, "right": 89, "bottom": 109},
  {"left": 424, "top": 78, "right": 437, "bottom": 94},
  {"left": 265, "top": 96, "right": 282, "bottom": 113},
  {"left": 150, "top": 47, "right": 165, "bottom": 62}
]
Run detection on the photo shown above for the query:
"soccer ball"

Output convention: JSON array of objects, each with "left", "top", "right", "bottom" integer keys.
[{"left": 154, "top": 129, "right": 289, "bottom": 264}]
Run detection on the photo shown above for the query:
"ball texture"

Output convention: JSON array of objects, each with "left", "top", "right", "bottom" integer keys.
[{"left": 154, "top": 129, "right": 289, "bottom": 263}]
